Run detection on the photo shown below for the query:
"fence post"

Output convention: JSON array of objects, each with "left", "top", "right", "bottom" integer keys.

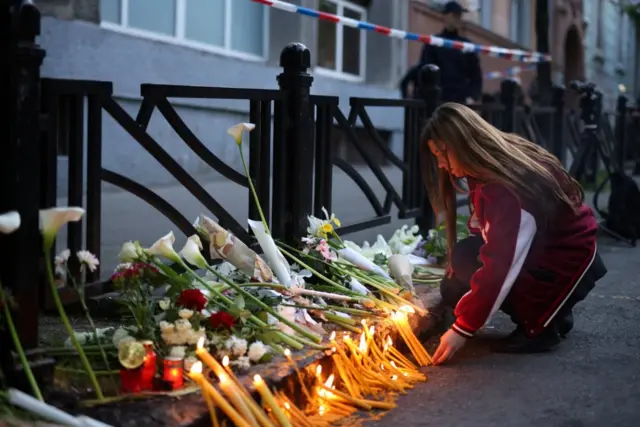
[
  {"left": 0, "top": 0, "right": 53, "bottom": 392},
  {"left": 552, "top": 84, "right": 566, "bottom": 165},
  {"left": 500, "top": 78, "right": 519, "bottom": 133},
  {"left": 416, "top": 64, "right": 441, "bottom": 234},
  {"left": 274, "top": 43, "right": 314, "bottom": 246},
  {"left": 614, "top": 94, "right": 628, "bottom": 171}
]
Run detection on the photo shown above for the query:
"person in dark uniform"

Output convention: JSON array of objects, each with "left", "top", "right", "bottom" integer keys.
[{"left": 400, "top": 1, "right": 483, "bottom": 104}]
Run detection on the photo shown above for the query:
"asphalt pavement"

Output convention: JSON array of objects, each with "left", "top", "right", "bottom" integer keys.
[{"left": 369, "top": 235, "right": 640, "bottom": 427}]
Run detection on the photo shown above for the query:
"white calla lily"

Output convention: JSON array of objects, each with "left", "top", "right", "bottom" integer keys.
[
  {"left": 118, "top": 241, "right": 138, "bottom": 262},
  {"left": 39, "top": 207, "right": 85, "bottom": 248},
  {"left": 180, "top": 234, "right": 208, "bottom": 269},
  {"left": 146, "top": 231, "right": 181, "bottom": 263},
  {"left": 0, "top": 211, "right": 20, "bottom": 234},
  {"left": 227, "top": 122, "right": 256, "bottom": 145}
]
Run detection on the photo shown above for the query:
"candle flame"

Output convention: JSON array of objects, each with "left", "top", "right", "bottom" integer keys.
[
  {"left": 284, "top": 402, "right": 291, "bottom": 410},
  {"left": 387, "top": 337, "right": 393, "bottom": 346},
  {"left": 284, "top": 349, "right": 291, "bottom": 357},
  {"left": 383, "top": 344, "right": 389, "bottom": 352},
  {"left": 344, "top": 335, "right": 351, "bottom": 342},
  {"left": 331, "top": 347, "right": 337, "bottom": 353},
  {"left": 219, "top": 372, "right": 230, "bottom": 384},
  {"left": 380, "top": 364, "right": 385, "bottom": 370},
  {"left": 190, "top": 361, "right": 203, "bottom": 375},
  {"left": 358, "top": 333, "right": 367, "bottom": 353},
  {"left": 391, "top": 375, "right": 398, "bottom": 381},
  {"left": 324, "top": 374, "right": 335, "bottom": 388},
  {"left": 369, "top": 326, "right": 375, "bottom": 334},
  {"left": 222, "top": 355, "right": 230, "bottom": 367},
  {"left": 319, "top": 404, "right": 327, "bottom": 416},
  {"left": 361, "top": 319, "right": 367, "bottom": 326},
  {"left": 197, "top": 336, "right": 205, "bottom": 350},
  {"left": 316, "top": 365, "right": 322, "bottom": 376},
  {"left": 330, "top": 331, "right": 336, "bottom": 340},
  {"left": 253, "top": 374, "right": 264, "bottom": 385},
  {"left": 390, "top": 361, "right": 397, "bottom": 368}
]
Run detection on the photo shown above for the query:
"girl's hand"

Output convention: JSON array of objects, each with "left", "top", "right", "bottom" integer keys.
[{"left": 433, "top": 329, "right": 467, "bottom": 365}]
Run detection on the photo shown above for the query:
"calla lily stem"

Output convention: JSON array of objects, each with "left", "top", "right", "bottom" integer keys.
[
  {"left": 238, "top": 147, "right": 270, "bottom": 235},
  {"left": 0, "top": 281, "right": 43, "bottom": 401},
  {"left": 44, "top": 252, "right": 104, "bottom": 400}
]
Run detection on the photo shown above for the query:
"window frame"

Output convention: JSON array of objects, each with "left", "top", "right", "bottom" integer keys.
[
  {"left": 479, "top": 0, "right": 492, "bottom": 29},
  {"left": 509, "top": 0, "right": 530, "bottom": 47},
  {"left": 314, "top": 0, "right": 367, "bottom": 83},
  {"left": 99, "top": 0, "right": 269, "bottom": 62}
]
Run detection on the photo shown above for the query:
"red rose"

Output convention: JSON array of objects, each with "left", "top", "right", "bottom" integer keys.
[
  {"left": 177, "top": 289, "right": 207, "bottom": 311},
  {"left": 209, "top": 311, "right": 236, "bottom": 330}
]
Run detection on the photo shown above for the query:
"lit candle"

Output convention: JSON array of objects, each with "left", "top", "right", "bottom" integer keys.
[
  {"left": 162, "top": 357, "right": 184, "bottom": 389},
  {"left": 195, "top": 337, "right": 225, "bottom": 377},
  {"left": 140, "top": 340, "right": 157, "bottom": 390},
  {"left": 221, "top": 356, "right": 276, "bottom": 427},
  {"left": 218, "top": 372, "right": 258, "bottom": 425},
  {"left": 283, "top": 349, "right": 313, "bottom": 403},
  {"left": 253, "top": 375, "right": 291, "bottom": 427},
  {"left": 187, "top": 362, "right": 250, "bottom": 427}
]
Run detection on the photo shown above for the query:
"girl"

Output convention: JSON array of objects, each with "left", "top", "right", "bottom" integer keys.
[{"left": 422, "top": 103, "right": 607, "bottom": 365}]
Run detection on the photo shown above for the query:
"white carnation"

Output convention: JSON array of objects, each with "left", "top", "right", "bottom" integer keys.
[
  {"left": 225, "top": 336, "right": 248, "bottom": 357},
  {"left": 175, "top": 319, "right": 192, "bottom": 332},
  {"left": 230, "top": 356, "right": 251, "bottom": 370},
  {"left": 247, "top": 341, "right": 268, "bottom": 363},
  {"left": 112, "top": 328, "right": 131, "bottom": 348}
]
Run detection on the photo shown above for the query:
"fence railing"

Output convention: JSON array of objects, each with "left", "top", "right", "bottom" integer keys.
[{"left": 2, "top": 0, "right": 639, "bottom": 391}]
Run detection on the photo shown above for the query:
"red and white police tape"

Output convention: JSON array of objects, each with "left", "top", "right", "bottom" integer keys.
[{"left": 251, "top": 0, "right": 552, "bottom": 63}]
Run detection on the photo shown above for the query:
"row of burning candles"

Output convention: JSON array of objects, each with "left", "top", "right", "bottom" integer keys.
[{"left": 121, "top": 308, "right": 429, "bottom": 426}]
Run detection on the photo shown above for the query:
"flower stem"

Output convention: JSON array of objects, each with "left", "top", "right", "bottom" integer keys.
[
  {"left": 0, "top": 281, "right": 43, "bottom": 401},
  {"left": 276, "top": 245, "right": 351, "bottom": 292},
  {"left": 239, "top": 147, "right": 270, "bottom": 235},
  {"left": 44, "top": 250, "right": 104, "bottom": 400},
  {"left": 168, "top": 259, "right": 304, "bottom": 350},
  {"left": 68, "top": 268, "right": 118, "bottom": 390},
  {"left": 202, "top": 264, "right": 322, "bottom": 344}
]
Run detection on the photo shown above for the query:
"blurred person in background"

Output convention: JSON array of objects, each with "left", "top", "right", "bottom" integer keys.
[{"left": 400, "top": 1, "right": 482, "bottom": 104}]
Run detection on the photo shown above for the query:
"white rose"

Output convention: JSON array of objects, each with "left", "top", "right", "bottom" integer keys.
[
  {"left": 186, "top": 328, "right": 206, "bottom": 345},
  {"left": 158, "top": 298, "right": 171, "bottom": 311},
  {"left": 247, "top": 341, "right": 268, "bottom": 363},
  {"left": 169, "top": 346, "right": 186, "bottom": 359},
  {"left": 158, "top": 321, "right": 174, "bottom": 333},
  {"left": 178, "top": 309, "right": 194, "bottom": 320}
]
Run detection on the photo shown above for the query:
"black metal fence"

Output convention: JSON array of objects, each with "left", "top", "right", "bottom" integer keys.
[{"left": 2, "top": 0, "right": 639, "bottom": 390}]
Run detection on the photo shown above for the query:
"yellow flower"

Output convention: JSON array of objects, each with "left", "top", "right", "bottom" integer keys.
[
  {"left": 332, "top": 217, "right": 341, "bottom": 227},
  {"left": 320, "top": 223, "right": 334, "bottom": 235}
]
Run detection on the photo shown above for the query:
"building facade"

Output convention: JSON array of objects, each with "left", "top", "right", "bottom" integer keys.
[
  {"left": 582, "top": 0, "right": 639, "bottom": 111},
  {"left": 35, "top": 0, "right": 410, "bottom": 191},
  {"left": 406, "top": 0, "right": 588, "bottom": 100}
]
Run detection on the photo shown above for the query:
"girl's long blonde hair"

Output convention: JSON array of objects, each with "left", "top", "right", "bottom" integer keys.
[{"left": 420, "top": 102, "right": 584, "bottom": 252}]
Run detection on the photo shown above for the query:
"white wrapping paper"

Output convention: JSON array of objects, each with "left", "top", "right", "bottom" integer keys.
[
  {"left": 197, "top": 215, "right": 273, "bottom": 282},
  {"left": 337, "top": 247, "right": 392, "bottom": 280},
  {"left": 388, "top": 254, "right": 415, "bottom": 293},
  {"left": 247, "top": 219, "right": 293, "bottom": 287}
]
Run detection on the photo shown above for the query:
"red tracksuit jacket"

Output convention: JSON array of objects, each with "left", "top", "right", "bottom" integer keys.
[{"left": 451, "top": 179, "right": 599, "bottom": 338}]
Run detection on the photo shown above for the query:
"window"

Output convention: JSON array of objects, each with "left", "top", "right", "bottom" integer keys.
[
  {"left": 509, "top": 0, "right": 530, "bottom": 46},
  {"left": 479, "top": 0, "right": 492, "bottom": 29},
  {"left": 316, "top": 0, "right": 367, "bottom": 81},
  {"left": 99, "top": 0, "right": 268, "bottom": 60},
  {"left": 617, "top": 6, "right": 625, "bottom": 62}
]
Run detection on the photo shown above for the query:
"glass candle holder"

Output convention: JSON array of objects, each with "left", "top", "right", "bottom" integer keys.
[
  {"left": 162, "top": 357, "right": 184, "bottom": 389},
  {"left": 120, "top": 367, "right": 144, "bottom": 394},
  {"left": 140, "top": 340, "right": 157, "bottom": 390}
]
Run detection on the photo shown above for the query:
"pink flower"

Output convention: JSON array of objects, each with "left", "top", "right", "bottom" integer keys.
[{"left": 315, "top": 239, "right": 336, "bottom": 261}]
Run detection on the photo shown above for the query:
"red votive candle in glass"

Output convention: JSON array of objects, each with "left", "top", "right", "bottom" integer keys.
[
  {"left": 120, "top": 367, "right": 143, "bottom": 394},
  {"left": 140, "top": 340, "right": 157, "bottom": 390},
  {"left": 162, "top": 357, "right": 184, "bottom": 389}
]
